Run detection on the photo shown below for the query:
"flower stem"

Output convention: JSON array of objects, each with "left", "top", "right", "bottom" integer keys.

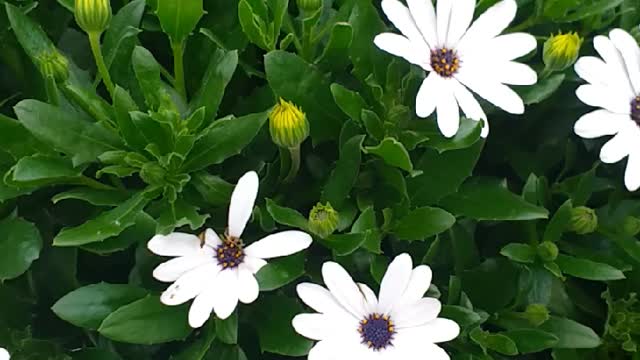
[
  {"left": 88, "top": 31, "right": 115, "bottom": 99},
  {"left": 284, "top": 146, "right": 301, "bottom": 183},
  {"left": 171, "top": 40, "right": 187, "bottom": 101},
  {"left": 44, "top": 74, "right": 60, "bottom": 106}
]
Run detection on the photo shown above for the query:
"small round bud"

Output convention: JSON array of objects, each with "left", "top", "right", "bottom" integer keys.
[
  {"left": 75, "top": 0, "right": 112, "bottom": 34},
  {"left": 523, "top": 304, "right": 550, "bottom": 326},
  {"left": 543, "top": 32, "right": 582, "bottom": 73},
  {"left": 308, "top": 202, "right": 339, "bottom": 238},
  {"left": 269, "top": 98, "right": 310, "bottom": 149},
  {"left": 36, "top": 51, "right": 69, "bottom": 83},
  {"left": 622, "top": 216, "right": 640, "bottom": 237},
  {"left": 537, "top": 241, "right": 559, "bottom": 262},
  {"left": 568, "top": 206, "right": 598, "bottom": 235},
  {"left": 297, "top": 0, "right": 322, "bottom": 13}
]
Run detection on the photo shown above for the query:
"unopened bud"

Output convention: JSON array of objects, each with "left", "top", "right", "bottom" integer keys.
[
  {"left": 543, "top": 32, "right": 582, "bottom": 72},
  {"left": 36, "top": 51, "right": 69, "bottom": 83},
  {"left": 308, "top": 202, "right": 339, "bottom": 238},
  {"left": 523, "top": 304, "right": 550, "bottom": 326},
  {"left": 537, "top": 241, "right": 559, "bottom": 262},
  {"left": 75, "top": 0, "right": 112, "bottom": 34},
  {"left": 622, "top": 216, "right": 640, "bottom": 237},
  {"left": 269, "top": 98, "right": 310, "bottom": 149},
  {"left": 297, "top": 0, "right": 322, "bottom": 13},
  {"left": 568, "top": 206, "right": 598, "bottom": 235}
]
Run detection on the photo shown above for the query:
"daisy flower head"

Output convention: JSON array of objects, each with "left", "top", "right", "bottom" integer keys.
[
  {"left": 374, "top": 0, "right": 538, "bottom": 138},
  {"left": 573, "top": 29, "right": 640, "bottom": 191},
  {"left": 292, "top": 253, "right": 460, "bottom": 359},
  {"left": 148, "top": 171, "right": 313, "bottom": 328},
  {"left": 0, "top": 348, "right": 8, "bottom": 360}
]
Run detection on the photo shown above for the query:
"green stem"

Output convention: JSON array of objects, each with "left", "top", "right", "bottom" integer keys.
[
  {"left": 539, "top": 67, "right": 553, "bottom": 80},
  {"left": 284, "top": 146, "right": 301, "bottom": 183},
  {"left": 283, "top": 14, "right": 303, "bottom": 53},
  {"left": 78, "top": 176, "right": 116, "bottom": 191},
  {"left": 44, "top": 75, "right": 60, "bottom": 106},
  {"left": 171, "top": 40, "right": 187, "bottom": 101},
  {"left": 88, "top": 31, "right": 115, "bottom": 99}
]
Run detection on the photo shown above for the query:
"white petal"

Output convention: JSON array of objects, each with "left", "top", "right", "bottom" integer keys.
[
  {"left": 600, "top": 132, "right": 631, "bottom": 164},
  {"left": 189, "top": 284, "right": 217, "bottom": 328},
  {"left": 593, "top": 35, "right": 635, "bottom": 98},
  {"left": 404, "top": 318, "right": 461, "bottom": 343},
  {"left": 244, "top": 256, "right": 268, "bottom": 274},
  {"left": 574, "top": 109, "right": 628, "bottom": 139},
  {"left": 378, "top": 253, "right": 413, "bottom": 315},
  {"left": 451, "top": 80, "right": 488, "bottom": 137},
  {"left": 160, "top": 263, "right": 219, "bottom": 306},
  {"left": 493, "top": 62, "right": 537, "bottom": 85},
  {"left": 147, "top": 233, "right": 202, "bottom": 257},
  {"left": 625, "top": 149, "right": 640, "bottom": 191},
  {"left": 228, "top": 171, "right": 259, "bottom": 238},
  {"left": 205, "top": 228, "right": 222, "bottom": 248},
  {"left": 244, "top": 230, "right": 312, "bottom": 259},
  {"left": 399, "top": 265, "right": 433, "bottom": 305},
  {"left": 456, "top": 69, "right": 525, "bottom": 114},
  {"left": 436, "top": 82, "right": 460, "bottom": 138},
  {"left": 436, "top": 0, "right": 454, "bottom": 46},
  {"left": 457, "top": 0, "right": 517, "bottom": 55},
  {"left": 610, "top": 28, "right": 640, "bottom": 94},
  {"left": 487, "top": 33, "right": 537, "bottom": 61},
  {"left": 575, "top": 56, "right": 611, "bottom": 87},
  {"left": 446, "top": 0, "right": 475, "bottom": 46},
  {"left": 407, "top": 0, "right": 438, "bottom": 48},
  {"left": 381, "top": 0, "right": 432, "bottom": 52},
  {"left": 392, "top": 298, "right": 442, "bottom": 328},
  {"left": 575, "top": 84, "right": 630, "bottom": 115},
  {"left": 292, "top": 313, "right": 332, "bottom": 341},
  {"left": 374, "top": 33, "right": 428, "bottom": 69},
  {"left": 153, "top": 255, "right": 213, "bottom": 283},
  {"left": 416, "top": 73, "right": 441, "bottom": 118},
  {"left": 358, "top": 283, "right": 379, "bottom": 314},
  {"left": 297, "top": 282, "right": 352, "bottom": 316},
  {"left": 393, "top": 333, "right": 452, "bottom": 359},
  {"left": 237, "top": 265, "right": 259, "bottom": 304},
  {"left": 322, "top": 262, "right": 367, "bottom": 319},
  {"left": 308, "top": 340, "right": 337, "bottom": 360},
  {"left": 212, "top": 269, "right": 239, "bottom": 320},
  {"left": 0, "top": 348, "right": 9, "bottom": 360}
]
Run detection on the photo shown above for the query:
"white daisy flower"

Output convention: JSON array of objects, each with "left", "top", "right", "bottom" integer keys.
[
  {"left": 573, "top": 29, "right": 640, "bottom": 191},
  {"left": 374, "top": 0, "right": 538, "bottom": 138},
  {"left": 148, "top": 171, "right": 313, "bottom": 328},
  {"left": 0, "top": 348, "right": 8, "bottom": 360},
  {"left": 292, "top": 253, "right": 460, "bottom": 359}
]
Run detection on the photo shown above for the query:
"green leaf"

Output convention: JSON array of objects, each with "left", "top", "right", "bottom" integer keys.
[
  {"left": 555, "top": 254, "right": 625, "bottom": 281},
  {"left": 103, "top": 0, "right": 146, "bottom": 70},
  {"left": 0, "top": 113, "right": 50, "bottom": 159},
  {"left": 98, "top": 295, "right": 192, "bottom": 344},
  {"left": 216, "top": 311, "right": 238, "bottom": 344},
  {"left": 521, "top": 74, "right": 565, "bottom": 105},
  {"left": 237, "top": 0, "right": 270, "bottom": 50},
  {"left": 500, "top": 243, "right": 536, "bottom": 264},
  {"left": 317, "top": 22, "right": 353, "bottom": 72},
  {"left": 322, "top": 233, "right": 368, "bottom": 256},
  {"left": 543, "top": 200, "right": 573, "bottom": 243},
  {"left": 348, "top": 0, "right": 386, "bottom": 80},
  {"left": 361, "top": 109, "right": 385, "bottom": 141},
  {"left": 425, "top": 118, "right": 483, "bottom": 153},
  {"left": 549, "top": 0, "right": 623, "bottom": 22},
  {"left": 265, "top": 50, "right": 343, "bottom": 144},
  {"left": 171, "top": 322, "right": 216, "bottom": 360},
  {"left": 157, "top": 0, "right": 204, "bottom": 43},
  {"left": 256, "top": 253, "right": 306, "bottom": 291},
  {"left": 254, "top": 294, "right": 313, "bottom": 356},
  {"left": 0, "top": 216, "right": 42, "bottom": 281},
  {"left": 82, "top": 212, "right": 156, "bottom": 254},
  {"left": 440, "top": 178, "right": 549, "bottom": 221},
  {"left": 539, "top": 316, "right": 601, "bottom": 348},
  {"left": 370, "top": 255, "right": 389, "bottom": 283},
  {"left": 9, "top": 154, "right": 83, "bottom": 186},
  {"left": 129, "top": 111, "right": 174, "bottom": 155},
  {"left": 191, "top": 172, "right": 234, "bottom": 206},
  {"left": 132, "top": 46, "right": 168, "bottom": 110},
  {"left": 14, "top": 100, "right": 123, "bottom": 166},
  {"left": 364, "top": 137, "right": 414, "bottom": 172},
  {"left": 470, "top": 327, "right": 518, "bottom": 356},
  {"left": 265, "top": 199, "right": 308, "bottom": 230},
  {"left": 183, "top": 111, "right": 268, "bottom": 172},
  {"left": 189, "top": 49, "right": 238, "bottom": 122},
  {"left": 52, "top": 188, "right": 131, "bottom": 206},
  {"left": 54, "top": 192, "right": 151, "bottom": 246},
  {"left": 113, "top": 86, "right": 147, "bottom": 151},
  {"left": 321, "top": 135, "right": 365, "bottom": 208},
  {"left": 205, "top": 342, "right": 248, "bottom": 360},
  {"left": 5, "top": 2, "right": 57, "bottom": 69},
  {"left": 504, "top": 328, "right": 559, "bottom": 354},
  {"left": 352, "top": 206, "right": 382, "bottom": 253},
  {"left": 72, "top": 348, "right": 121, "bottom": 360},
  {"left": 331, "top": 83, "right": 367, "bottom": 123},
  {"left": 393, "top": 207, "right": 455, "bottom": 241},
  {"left": 461, "top": 258, "right": 519, "bottom": 313},
  {"left": 440, "top": 305, "right": 483, "bottom": 328},
  {"left": 52, "top": 283, "right": 148, "bottom": 330}
]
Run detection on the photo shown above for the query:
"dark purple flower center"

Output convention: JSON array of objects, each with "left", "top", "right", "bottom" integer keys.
[
  {"left": 215, "top": 237, "right": 245, "bottom": 270},
  {"left": 631, "top": 96, "right": 640, "bottom": 125},
  {"left": 430, "top": 47, "right": 460, "bottom": 78},
  {"left": 358, "top": 313, "right": 395, "bottom": 351}
]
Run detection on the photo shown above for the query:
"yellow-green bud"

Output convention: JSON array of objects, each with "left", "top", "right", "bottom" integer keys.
[
  {"left": 36, "top": 51, "right": 69, "bottom": 83},
  {"left": 308, "top": 202, "right": 339, "bottom": 238},
  {"left": 75, "top": 0, "right": 112, "bottom": 34},
  {"left": 543, "top": 32, "right": 582, "bottom": 72},
  {"left": 622, "top": 216, "right": 640, "bottom": 237},
  {"left": 523, "top": 304, "right": 550, "bottom": 326},
  {"left": 269, "top": 98, "right": 310, "bottom": 149},
  {"left": 569, "top": 206, "right": 598, "bottom": 235},
  {"left": 297, "top": 0, "right": 322, "bottom": 13},
  {"left": 537, "top": 241, "right": 559, "bottom": 262}
]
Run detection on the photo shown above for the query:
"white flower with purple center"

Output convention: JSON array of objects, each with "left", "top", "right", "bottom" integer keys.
[
  {"left": 292, "top": 254, "right": 460, "bottom": 359},
  {"left": 374, "top": 0, "right": 538, "bottom": 138},
  {"left": 573, "top": 28, "right": 640, "bottom": 191},
  {"left": 148, "top": 171, "right": 313, "bottom": 328}
]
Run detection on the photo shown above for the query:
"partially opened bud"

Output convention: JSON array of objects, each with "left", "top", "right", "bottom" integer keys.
[
  {"left": 568, "top": 206, "right": 598, "bottom": 235},
  {"left": 269, "top": 98, "right": 310, "bottom": 149},
  {"left": 36, "top": 50, "right": 69, "bottom": 83},
  {"left": 75, "top": 0, "right": 112, "bottom": 34},
  {"left": 543, "top": 32, "right": 582, "bottom": 72},
  {"left": 308, "top": 202, "right": 339, "bottom": 238}
]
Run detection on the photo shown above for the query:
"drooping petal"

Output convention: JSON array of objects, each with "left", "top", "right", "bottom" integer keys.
[
  {"left": 576, "top": 84, "right": 631, "bottom": 115},
  {"left": 237, "top": 265, "right": 260, "bottom": 304},
  {"left": 244, "top": 230, "right": 312, "bottom": 259},
  {"left": 297, "top": 282, "right": 353, "bottom": 317},
  {"left": 407, "top": 0, "right": 438, "bottom": 48},
  {"left": 593, "top": 35, "right": 635, "bottom": 98},
  {"left": 402, "top": 318, "right": 461, "bottom": 343},
  {"left": 436, "top": 0, "right": 454, "bottom": 46},
  {"left": 322, "top": 262, "right": 367, "bottom": 319},
  {"left": 609, "top": 29, "right": 640, "bottom": 94},
  {"left": 205, "top": 228, "right": 222, "bottom": 248},
  {"left": 392, "top": 298, "right": 442, "bottom": 328},
  {"left": 486, "top": 33, "right": 537, "bottom": 61},
  {"left": 625, "top": 148, "right": 640, "bottom": 191},
  {"left": 457, "top": 0, "right": 517, "bottom": 55},
  {"left": 381, "top": 0, "right": 431, "bottom": 52},
  {"left": 574, "top": 110, "right": 628, "bottom": 139},
  {"left": 244, "top": 256, "right": 268, "bottom": 274},
  {"left": 153, "top": 255, "right": 213, "bottom": 283},
  {"left": 399, "top": 265, "right": 433, "bottom": 305},
  {"left": 374, "top": 33, "right": 429, "bottom": 69},
  {"left": 358, "top": 283, "right": 379, "bottom": 314},
  {"left": 292, "top": 313, "right": 333, "bottom": 341},
  {"left": 600, "top": 131, "right": 631, "bottom": 164},
  {"left": 228, "top": 171, "right": 259, "bottom": 238},
  {"left": 378, "top": 253, "right": 413, "bottom": 315},
  {"left": 148, "top": 233, "right": 202, "bottom": 257},
  {"left": 416, "top": 73, "right": 441, "bottom": 118},
  {"left": 436, "top": 82, "right": 460, "bottom": 138},
  {"left": 493, "top": 62, "right": 537, "bottom": 85},
  {"left": 446, "top": 0, "right": 476, "bottom": 46},
  {"left": 451, "top": 80, "right": 488, "bottom": 137},
  {"left": 189, "top": 284, "right": 217, "bottom": 328},
  {"left": 212, "top": 269, "right": 240, "bottom": 320},
  {"left": 456, "top": 69, "right": 525, "bottom": 114},
  {"left": 160, "top": 263, "right": 220, "bottom": 306}
]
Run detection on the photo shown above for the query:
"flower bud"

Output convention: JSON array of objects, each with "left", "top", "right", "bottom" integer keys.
[
  {"left": 523, "top": 304, "right": 550, "bottom": 326},
  {"left": 308, "top": 202, "right": 339, "bottom": 238},
  {"left": 568, "top": 206, "right": 598, "bottom": 235},
  {"left": 297, "top": 0, "right": 322, "bottom": 13},
  {"left": 269, "top": 98, "right": 310, "bottom": 149},
  {"left": 543, "top": 32, "right": 582, "bottom": 72},
  {"left": 622, "top": 216, "right": 640, "bottom": 237},
  {"left": 36, "top": 50, "right": 69, "bottom": 83},
  {"left": 537, "top": 241, "right": 559, "bottom": 262},
  {"left": 75, "top": 0, "right": 112, "bottom": 34}
]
